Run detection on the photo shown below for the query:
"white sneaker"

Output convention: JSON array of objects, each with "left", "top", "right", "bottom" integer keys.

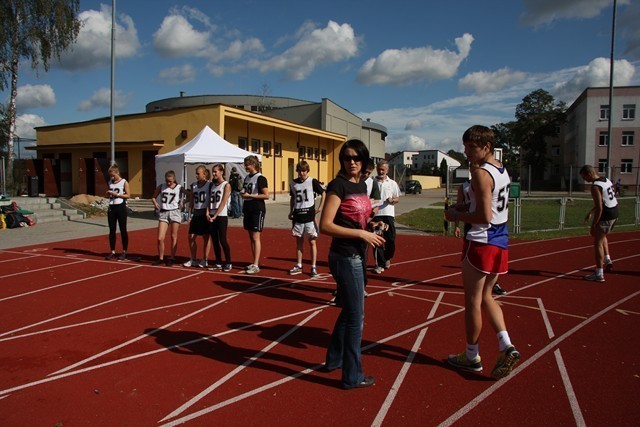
[
  {"left": 183, "top": 259, "right": 195, "bottom": 267},
  {"left": 373, "top": 266, "right": 384, "bottom": 274},
  {"left": 584, "top": 273, "right": 605, "bottom": 282},
  {"left": 223, "top": 264, "right": 232, "bottom": 272},
  {"left": 246, "top": 264, "right": 260, "bottom": 274},
  {"left": 310, "top": 267, "right": 319, "bottom": 277},
  {"left": 385, "top": 260, "right": 391, "bottom": 269},
  {"left": 198, "top": 259, "right": 208, "bottom": 268},
  {"left": 289, "top": 265, "right": 302, "bottom": 275}
]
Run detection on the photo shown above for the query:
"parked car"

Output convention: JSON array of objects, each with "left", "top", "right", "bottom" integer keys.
[{"left": 405, "top": 180, "right": 422, "bottom": 194}]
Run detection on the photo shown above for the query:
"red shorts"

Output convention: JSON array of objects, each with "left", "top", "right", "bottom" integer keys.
[{"left": 462, "top": 240, "right": 508, "bottom": 275}]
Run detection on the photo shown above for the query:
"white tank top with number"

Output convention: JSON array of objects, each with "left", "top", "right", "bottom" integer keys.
[
  {"left": 290, "top": 177, "right": 316, "bottom": 212},
  {"left": 190, "top": 181, "right": 211, "bottom": 211},
  {"left": 159, "top": 183, "right": 181, "bottom": 211},
  {"left": 108, "top": 178, "right": 127, "bottom": 205},
  {"left": 209, "top": 180, "right": 229, "bottom": 217},
  {"left": 466, "top": 163, "right": 510, "bottom": 249}
]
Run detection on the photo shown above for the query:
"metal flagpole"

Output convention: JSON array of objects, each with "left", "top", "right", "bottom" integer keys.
[
  {"left": 606, "top": 0, "right": 617, "bottom": 180},
  {"left": 110, "top": 0, "right": 116, "bottom": 165}
]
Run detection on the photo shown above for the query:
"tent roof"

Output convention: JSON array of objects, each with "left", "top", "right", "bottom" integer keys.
[{"left": 155, "top": 125, "right": 261, "bottom": 164}]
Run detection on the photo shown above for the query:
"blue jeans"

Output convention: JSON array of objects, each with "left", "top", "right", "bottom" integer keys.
[
  {"left": 230, "top": 191, "right": 243, "bottom": 217},
  {"left": 326, "top": 251, "right": 366, "bottom": 388}
]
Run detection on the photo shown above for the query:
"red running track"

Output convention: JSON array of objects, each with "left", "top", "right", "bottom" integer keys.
[{"left": 0, "top": 226, "right": 639, "bottom": 426}]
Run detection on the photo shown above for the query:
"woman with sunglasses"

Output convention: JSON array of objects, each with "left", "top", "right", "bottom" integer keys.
[{"left": 320, "top": 139, "right": 386, "bottom": 389}]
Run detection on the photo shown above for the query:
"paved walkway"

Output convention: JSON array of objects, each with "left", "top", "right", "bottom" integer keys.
[{"left": 0, "top": 189, "right": 446, "bottom": 249}]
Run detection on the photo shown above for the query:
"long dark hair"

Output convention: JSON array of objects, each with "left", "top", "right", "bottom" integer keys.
[{"left": 338, "top": 139, "right": 370, "bottom": 176}]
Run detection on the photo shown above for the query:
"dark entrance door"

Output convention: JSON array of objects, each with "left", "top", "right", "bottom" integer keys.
[{"left": 142, "top": 150, "right": 158, "bottom": 198}]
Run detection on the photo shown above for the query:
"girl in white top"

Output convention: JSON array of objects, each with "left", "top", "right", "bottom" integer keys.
[
  {"left": 105, "top": 164, "right": 130, "bottom": 260},
  {"left": 207, "top": 164, "right": 232, "bottom": 271},
  {"left": 151, "top": 170, "right": 183, "bottom": 266}
]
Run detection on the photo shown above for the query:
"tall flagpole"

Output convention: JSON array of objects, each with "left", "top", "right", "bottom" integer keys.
[
  {"left": 110, "top": 0, "right": 116, "bottom": 165},
  {"left": 606, "top": 0, "right": 617, "bottom": 180}
]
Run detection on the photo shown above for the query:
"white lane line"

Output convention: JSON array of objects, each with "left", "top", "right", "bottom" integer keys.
[
  {"left": 0, "top": 254, "right": 38, "bottom": 264},
  {"left": 161, "top": 310, "right": 322, "bottom": 422},
  {"left": 554, "top": 349, "right": 586, "bottom": 427},
  {"left": 438, "top": 289, "right": 640, "bottom": 427},
  {"left": 0, "top": 259, "right": 87, "bottom": 280},
  {"left": 0, "top": 271, "right": 202, "bottom": 338},
  {"left": 427, "top": 292, "right": 444, "bottom": 319},
  {"left": 538, "top": 298, "right": 555, "bottom": 339},
  {"left": 371, "top": 327, "right": 428, "bottom": 427},
  {"left": 498, "top": 300, "right": 587, "bottom": 320},
  {"left": 0, "top": 264, "right": 141, "bottom": 303}
]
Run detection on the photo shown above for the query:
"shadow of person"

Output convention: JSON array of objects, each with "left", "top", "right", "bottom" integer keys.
[
  {"left": 227, "top": 321, "right": 331, "bottom": 350},
  {"left": 215, "top": 276, "right": 333, "bottom": 306},
  {"left": 145, "top": 328, "right": 337, "bottom": 388}
]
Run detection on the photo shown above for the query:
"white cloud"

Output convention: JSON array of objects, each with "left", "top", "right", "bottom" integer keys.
[
  {"left": 158, "top": 64, "right": 197, "bottom": 84},
  {"left": 15, "top": 114, "right": 46, "bottom": 158},
  {"left": 405, "top": 119, "right": 423, "bottom": 131},
  {"left": 153, "top": 13, "right": 212, "bottom": 58},
  {"left": 15, "top": 84, "right": 56, "bottom": 110},
  {"left": 521, "top": 0, "right": 631, "bottom": 27},
  {"left": 78, "top": 88, "right": 129, "bottom": 111},
  {"left": 553, "top": 57, "right": 636, "bottom": 102},
  {"left": 256, "top": 21, "right": 359, "bottom": 80},
  {"left": 458, "top": 68, "right": 528, "bottom": 94},
  {"left": 59, "top": 4, "right": 140, "bottom": 70},
  {"left": 619, "top": 2, "right": 640, "bottom": 59},
  {"left": 357, "top": 33, "right": 474, "bottom": 85}
]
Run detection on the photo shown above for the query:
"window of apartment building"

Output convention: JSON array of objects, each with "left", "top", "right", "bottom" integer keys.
[
  {"left": 622, "top": 131, "right": 634, "bottom": 146},
  {"left": 299, "top": 146, "right": 306, "bottom": 158},
  {"left": 238, "top": 137, "right": 247, "bottom": 150},
  {"left": 621, "top": 159, "right": 633, "bottom": 174},
  {"left": 622, "top": 104, "right": 636, "bottom": 120},
  {"left": 599, "top": 131, "right": 609, "bottom": 146},
  {"left": 274, "top": 142, "right": 282, "bottom": 157},
  {"left": 314, "top": 148, "right": 319, "bottom": 160},
  {"left": 598, "top": 159, "right": 608, "bottom": 173},
  {"left": 306, "top": 146, "right": 314, "bottom": 159},
  {"left": 321, "top": 149, "right": 327, "bottom": 161},
  {"left": 251, "top": 138, "right": 260, "bottom": 153},
  {"left": 262, "top": 140, "right": 271, "bottom": 156},
  {"left": 599, "top": 105, "right": 609, "bottom": 120},
  {"left": 551, "top": 145, "right": 560, "bottom": 156}
]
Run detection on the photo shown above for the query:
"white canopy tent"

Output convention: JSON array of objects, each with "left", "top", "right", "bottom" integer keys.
[{"left": 154, "top": 125, "right": 260, "bottom": 187}]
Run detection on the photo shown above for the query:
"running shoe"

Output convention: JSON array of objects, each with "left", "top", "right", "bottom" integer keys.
[
  {"left": 223, "top": 264, "right": 232, "bottom": 272},
  {"left": 310, "top": 267, "right": 319, "bottom": 277},
  {"left": 385, "top": 260, "right": 391, "bottom": 269},
  {"left": 447, "top": 352, "right": 483, "bottom": 372},
  {"left": 105, "top": 253, "right": 117, "bottom": 260},
  {"left": 289, "top": 265, "right": 303, "bottom": 275},
  {"left": 152, "top": 259, "right": 164, "bottom": 266},
  {"left": 183, "top": 259, "right": 195, "bottom": 267},
  {"left": 198, "top": 259, "right": 208, "bottom": 268},
  {"left": 604, "top": 260, "right": 613, "bottom": 272},
  {"left": 118, "top": 253, "right": 127, "bottom": 261},
  {"left": 373, "top": 266, "right": 384, "bottom": 274},
  {"left": 491, "top": 345, "right": 521, "bottom": 379},
  {"left": 165, "top": 259, "right": 175, "bottom": 267},
  {"left": 492, "top": 284, "right": 507, "bottom": 295},
  {"left": 584, "top": 273, "right": 605, "bottom": 282},
  {"left": 210, "top": 264, "right": 223, "bottom": 270},
  {"left": 246, "top": 264, "right": 260, "bottom": 274}
]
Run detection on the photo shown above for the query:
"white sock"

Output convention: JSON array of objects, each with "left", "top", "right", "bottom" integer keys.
[
  {"left": 596, "top": 267, "right": 603, "bottom": 276},
  {"left": 605, "top": 255, "right": 611, "bottom": 263},
  {"left": 497, "top": 331, "right": 512, "bottom": 352},
  {"left": 466, "top": 343, "right": 479, "bottom": 361}
]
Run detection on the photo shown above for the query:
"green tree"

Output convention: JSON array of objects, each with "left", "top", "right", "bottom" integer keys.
[
  {"left": 0, "top": 0, "right": 81, "bottom": 190},
  {"left": 512, "top": 89, "right": 566, "bottom": 180},
  {"left": 439, "top": 157, "right": 448, "bottom": 183},
  {"left": 491, "top": 122, "right": 519, "bottom": 180},
  {"left": 446, "top": 149, "right": 466, "bottom": 165}
]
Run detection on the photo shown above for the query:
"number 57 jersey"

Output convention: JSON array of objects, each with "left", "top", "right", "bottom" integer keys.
[{"left": 466, "top": 163, "right": 510, "bottom": 249}]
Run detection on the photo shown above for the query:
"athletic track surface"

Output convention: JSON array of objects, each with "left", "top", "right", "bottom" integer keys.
[{"left": 1, "top": 227, "right": 639, "bottom": 426}]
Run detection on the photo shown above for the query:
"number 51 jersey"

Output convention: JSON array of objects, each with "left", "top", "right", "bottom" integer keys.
[{"left": 466, "top": 163, "right": 510, "bottom": 249}]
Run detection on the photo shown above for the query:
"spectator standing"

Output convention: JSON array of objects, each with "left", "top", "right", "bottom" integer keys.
[
  {"left": 288, "top": 161, "right": 325, "bottom": 277},
  {"left": 229, "top": 167, "right": 244, "bottom": 218},
  {"left": 242, "top": 155, "right": 269, "bottom": 274},
  {"left": 320, "top": 138, "right": 386, "bottom": 389},
  {"left": 105, "top": 164, "right": 130, "bottom": 260},
  {"left": 372, "top": 160, "right": 400, "bottom": 274}
]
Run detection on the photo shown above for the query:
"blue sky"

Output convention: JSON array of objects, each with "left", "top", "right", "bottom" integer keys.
[{"left": 5, "top": 0, "right": 640, "bottom": 157}]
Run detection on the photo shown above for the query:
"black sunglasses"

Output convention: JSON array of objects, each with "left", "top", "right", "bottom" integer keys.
[{"left": 343, "top": 155, "right": 363, "bottom": 163}]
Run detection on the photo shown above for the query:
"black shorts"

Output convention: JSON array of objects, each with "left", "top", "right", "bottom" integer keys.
[
  {"left": 243, "top": 210, "right": 265, "bottom": 232},
  {"left": 189, "top": 215, "right": 209, "bottom": 235}
]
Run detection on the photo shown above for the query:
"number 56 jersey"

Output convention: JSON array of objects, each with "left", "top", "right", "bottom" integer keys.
[{"left": 466, "top": 163, "right": 510, "bottom": 249}]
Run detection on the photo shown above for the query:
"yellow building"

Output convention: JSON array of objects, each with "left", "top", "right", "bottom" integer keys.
[{"left": 35, "top": 103, "right": 348, "bottom": 198}]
